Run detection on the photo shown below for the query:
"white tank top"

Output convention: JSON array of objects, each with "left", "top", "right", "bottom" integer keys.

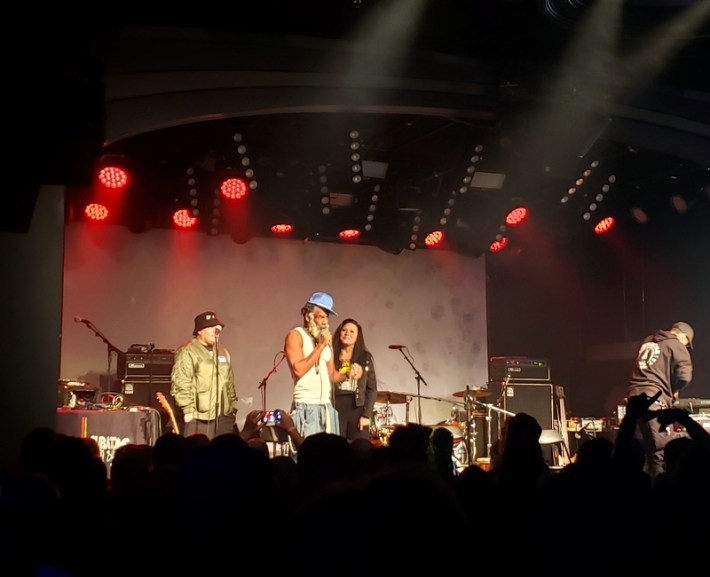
[{"left": 293, "top": 326, "right": 333, "bottom": 404}]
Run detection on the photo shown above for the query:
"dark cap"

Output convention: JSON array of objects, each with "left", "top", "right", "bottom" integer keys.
[
  {"left": 193, "top": 311, "right": 224, "bottom": 335},
  {"left": 672, "top": 321, "right": 694, "bottom": 349}
]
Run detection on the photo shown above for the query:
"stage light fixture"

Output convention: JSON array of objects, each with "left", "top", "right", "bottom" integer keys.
[
  {"left": 84, "top": 203, "right": 109, "bottom": 221},
  {"left": 505, "top": 206, "right": 528, "bottom": 226},
  {"left": 364, "top": 184, "right": 380, "bottom": 233},
  {"left": 220, "top": 177, "right": 248, "bottom": 200},
  {"left": 97, "top": 165, "right": 129, "bottom": 190},
  {"left": 95, "top": 154, "right": 131, "bottom": 190},
  {"left": 271, "top": 223, "right": 294, "bottom": 235},
  {"left": 424, "top": 230, "right": 444, "bottom": 248},
  {"left": 349, "top": 130, "right": 363, "bottom": 184},
  {"left": 319, "top": 165, "right": 331, "bottom": 215},
  {"left": 173, "top": 208, "right": 197, "bottom": 229},
  {"left": 339, "top": 229, "right": 361, "bottom": 240},
  {"left": 593, "top": 216, "right": 615, "bottom": 235},
  {"left": 489, "top": 236, "right": 508, "bottom": 253}
]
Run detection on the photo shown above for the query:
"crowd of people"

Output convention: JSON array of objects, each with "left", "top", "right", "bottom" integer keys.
[
  {"left": 3, "top": 301, "right": 706, "bottom": 576},
  {"left": 3, "top": 395, "right": 708, "bottom": 576}
]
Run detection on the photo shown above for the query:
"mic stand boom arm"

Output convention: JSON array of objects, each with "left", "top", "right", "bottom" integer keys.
[{"left": 77, "top": 319, "right": 124, "bottom": 389}]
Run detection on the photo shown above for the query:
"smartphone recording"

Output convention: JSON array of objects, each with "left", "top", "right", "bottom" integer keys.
[{"left": 261, "top": 410, "right": 282, "bottom": 426}]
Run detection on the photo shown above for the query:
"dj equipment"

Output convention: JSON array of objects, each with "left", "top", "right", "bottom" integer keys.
[{"left": 57, "top": 380, "right": 98, "bottom": 408}]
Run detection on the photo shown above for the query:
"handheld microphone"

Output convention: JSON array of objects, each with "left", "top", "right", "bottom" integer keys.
[
  {"left": 388, "top": 344, "right": 405, "bottom": 349},
  {"left": 74, "top": 316, "right": 90, "bottom": 325}
]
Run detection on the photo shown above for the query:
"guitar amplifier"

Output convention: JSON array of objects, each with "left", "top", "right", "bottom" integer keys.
[
  {"left": 489, "top": 356, "right": 550, "bottom": 383},
  {"left": 118, "top": 348, "right": 175, "bottom": 381}
]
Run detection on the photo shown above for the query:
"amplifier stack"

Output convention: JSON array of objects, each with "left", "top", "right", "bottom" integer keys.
[
  {"left": 117, "top": 345, "right": 178, "bottom": 432},
  {"left": 488, "top": 356, "right": 559, "bottom": 463}
]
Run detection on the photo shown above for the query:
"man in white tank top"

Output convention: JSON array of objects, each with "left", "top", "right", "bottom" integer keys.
[{"left": 284, "top": 291, "right": 350, "bottom": 439}]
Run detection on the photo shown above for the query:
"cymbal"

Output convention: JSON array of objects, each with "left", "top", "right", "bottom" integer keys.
[
  {"left": 453, "top": 388, "right": 493, "bottom": 398},
  {"left": 376, "top": 391, "right": 408, "bottom": 404}
]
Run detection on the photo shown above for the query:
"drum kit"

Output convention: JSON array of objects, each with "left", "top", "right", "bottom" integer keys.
[{"left": 370, "top": 386, "right": 515, "bottom": 469}]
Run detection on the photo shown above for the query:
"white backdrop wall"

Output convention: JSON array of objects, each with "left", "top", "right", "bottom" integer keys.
[{"left": 61, "top": 223, "right": 488, "bottom": 426}]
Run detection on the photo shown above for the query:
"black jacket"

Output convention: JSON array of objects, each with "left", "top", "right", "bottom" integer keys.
[{"left": 627, "top": 329, "right": 693, "bottom": 406}]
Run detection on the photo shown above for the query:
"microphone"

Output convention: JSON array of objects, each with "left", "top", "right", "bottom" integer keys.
[
  {"left": 388, "top": 344, "right": 405, "bottom": 349},
  {"left": 74, "top": 316, "right": 90, "bottom": 325}
]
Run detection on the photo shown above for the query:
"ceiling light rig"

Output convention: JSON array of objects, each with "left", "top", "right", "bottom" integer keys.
[
  {"left": 425, "top": 144, "right": 486, "bottom": 250},
  {"left": 349, "top": 130, "right": 363, "bottom": 184},
  {"left": 363, "top": 184, "right": 381, "bottom": 235},
  {"left": 582, "top": 173, "right": 617, "bottom": 229},
  {"left": 342, "top": 183, "right": 381, "bottom": 242},
  {"left": 319, "top": 165, "right": 331, "bottom": 216},
  {"left": 233, "top": 132, "right": 258, "bottom": 194},
  {"left": 178, "top": 167, "right": 201, "bottom": 228},
  {"left": 170, "top": 165, "right": 209, "bottom": 232},
  {"left": 559, "top": 159, "right": 599, "bottom": 205},
  {"left": 407, "top": 214, "right": 422, "bottom": 251}
]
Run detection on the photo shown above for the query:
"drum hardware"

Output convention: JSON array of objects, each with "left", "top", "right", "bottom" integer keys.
[
  {"left": 453, "top": 388, "right": 494, "bottom": 399},
  {"left": 372, "top": 391, "right": 408, "bottom": 441},
  {"left": 376, "top": 391, "right": 408, "bottom": 405},
  {"left": 471, "top": 399, "right": 515, "bottom": 460}
]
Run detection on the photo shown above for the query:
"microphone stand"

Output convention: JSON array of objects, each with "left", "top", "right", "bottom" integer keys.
[
  {"left": 209, "top": 332, "right": 220, "bottom": 439},
  {"left": 394, "top": 347, "right": 429, "bottom": 424},
  {"left": 258, "top": 351, "right": 286, "bottom": 410},
  {"left": 77, "top": 318, "right": 123, "bottom": 392}
]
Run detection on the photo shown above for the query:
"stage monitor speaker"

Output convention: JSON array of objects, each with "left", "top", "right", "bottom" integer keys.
[{"left": 501, "top": 383, "right": 554, "bottom": 429}]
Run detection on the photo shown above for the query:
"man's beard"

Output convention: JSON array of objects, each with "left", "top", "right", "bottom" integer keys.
[{"left": 306, "top": 318, "right": 328, "bottom": 341}]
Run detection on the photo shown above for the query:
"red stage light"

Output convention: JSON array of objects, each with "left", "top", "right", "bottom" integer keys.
[
  {"left": 271, "top": 224, "right": 294, "bottom": 234},
  {"left": 173, "top": 209, "right": 197, "bottom": 229},
  {"left": 97, "top": 166, "right": 129, "bottom": 189},
  {"left": 84, "top": 203, "right": 109, "bottom": 221},
  {"left": 489, "top": 237, "right": 508, "bottom": 252},
  {"left": 338, "top": 229, "right": 361, "bottom": 240},
  {"left": 424, "top": 230, "right": 444, "bottom": 247},
  {"left": 593, "top": 216, "right": 615, "bottom": 235},
  {"left": 505, "top": 206, "right": 528, "bottom": 226},
  {"left": 220, "top": 178, "right": 248, "bottom": 200}
]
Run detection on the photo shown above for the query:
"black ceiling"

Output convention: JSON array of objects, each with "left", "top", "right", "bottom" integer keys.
[{"left": 13, "top": 0, "right": 710, "bottom": 255}]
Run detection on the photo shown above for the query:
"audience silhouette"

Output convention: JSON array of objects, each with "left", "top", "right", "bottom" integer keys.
[{"left": 3, "top": 397, "right": 708, "bottom": 576}]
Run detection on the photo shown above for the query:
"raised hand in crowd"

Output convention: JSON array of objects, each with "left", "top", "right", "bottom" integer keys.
[
  {"left": 274, "top": 410, "right": 304, "bottom": 450},
  {"left": 237, "top": 410, "right": 265, "bottom": 441}
]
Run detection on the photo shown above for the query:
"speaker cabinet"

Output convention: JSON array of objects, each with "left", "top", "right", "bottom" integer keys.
[
  {"left": 501, "top": 383, "right": 554, "bottom": 429},
  {"left": 122, "top": 381, "right": 180, "bottom": 433}
]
